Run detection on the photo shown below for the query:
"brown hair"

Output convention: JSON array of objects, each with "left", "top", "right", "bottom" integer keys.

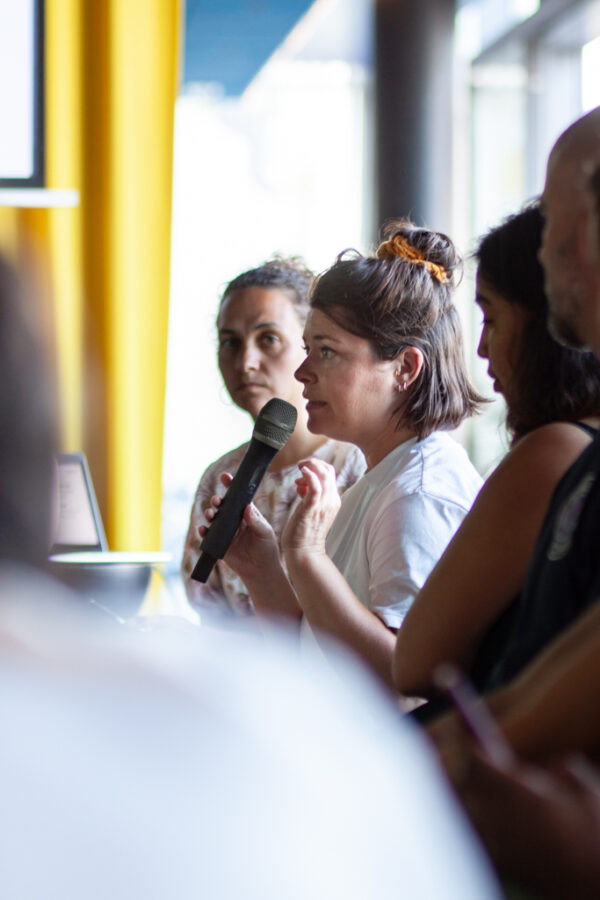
[
  {"left": 219, "top": 256, "right": 314, "bottom": 326},
  {"left": 309, "top": 220, "right": 483, "bottom": 439}
]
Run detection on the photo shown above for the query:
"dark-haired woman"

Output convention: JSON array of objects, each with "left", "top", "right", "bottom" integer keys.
[
  {"left": 201, "top": 223, "right": 483, "bottom": 684},
  {"left": 182, "top": 257, "right": 366, "bottom": 619},
  {"left": 392, "top": 202, "right": 600, "bottom": 700}
]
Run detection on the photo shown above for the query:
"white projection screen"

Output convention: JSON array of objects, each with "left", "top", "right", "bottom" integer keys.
[{"left": 0, "top": 0, "right": 44, "bottom": 186}]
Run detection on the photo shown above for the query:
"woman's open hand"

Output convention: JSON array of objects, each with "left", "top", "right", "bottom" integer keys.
[
  {"left": 281, "top": 458, "right": 341, "bottom": 558},
  {"left": 199, "top": 472, "right": 280, "bottom": 583}
]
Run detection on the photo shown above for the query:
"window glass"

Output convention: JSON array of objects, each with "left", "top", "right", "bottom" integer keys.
[{"left": 455, "top": 0, "right": 600, "bottom": 472}]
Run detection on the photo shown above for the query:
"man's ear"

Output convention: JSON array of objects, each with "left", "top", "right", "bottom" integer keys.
[{"left": 575, "top": 193, "right": 600, "bottom": 304}]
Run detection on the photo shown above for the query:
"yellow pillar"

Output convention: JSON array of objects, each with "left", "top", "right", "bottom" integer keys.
[
  {"left": 44, "top": 0, "right": 84, "bottom": 450},
  {"left": 82, "top": 0, "right": 181, "bottom": 549}
]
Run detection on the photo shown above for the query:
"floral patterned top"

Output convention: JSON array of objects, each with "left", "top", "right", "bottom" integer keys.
[{"left": 181, "top": 439, "right": 366, "bottom": 618}]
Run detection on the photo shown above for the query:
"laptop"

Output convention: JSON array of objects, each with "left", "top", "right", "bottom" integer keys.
[
  {"left": 48, "top": 453, "right": 170, "bottom": 617},
  {"left": 51, "top": 452, "right": 108, "bottom": 554}
]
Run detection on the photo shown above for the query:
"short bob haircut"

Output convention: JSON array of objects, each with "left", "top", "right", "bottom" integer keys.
[
  {"left": 475, "top": 201, "right": 600, "bottom": 442},
  {"left": 309, "top": 219, "right": 483, "bottom": 439},
  {"left": 219, "top": 256, "right": 314, "bottom": 326}
]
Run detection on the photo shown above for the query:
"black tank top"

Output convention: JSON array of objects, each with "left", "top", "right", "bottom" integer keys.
[
  {"left": 410, "top": 420, "right": 599, "bottom": 725},
  {"left": 468, "top": 420, "right": 599, "bottom": 693}
]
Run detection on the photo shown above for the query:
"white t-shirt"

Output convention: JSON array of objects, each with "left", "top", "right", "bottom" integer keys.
[{"left": 326, "top": 431, "right": 483, "bottom": 629}]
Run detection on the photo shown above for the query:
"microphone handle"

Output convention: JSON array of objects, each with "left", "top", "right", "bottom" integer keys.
[{"left": 191, "top": 438, "right": 278, "bottom": 583}]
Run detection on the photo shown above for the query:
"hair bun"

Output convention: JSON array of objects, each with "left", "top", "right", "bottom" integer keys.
[{"left": 376, "top": 232, "right": 448, "bottom": 284}]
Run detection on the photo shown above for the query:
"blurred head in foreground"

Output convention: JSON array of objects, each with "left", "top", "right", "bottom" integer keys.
[{"left": 0, "top": 253, "right": 57, "bottom": 567}]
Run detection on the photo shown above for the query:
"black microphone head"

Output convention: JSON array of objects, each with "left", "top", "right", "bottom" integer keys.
[{"left": 253, "top": 398, "right": 297, "bottom": 451}]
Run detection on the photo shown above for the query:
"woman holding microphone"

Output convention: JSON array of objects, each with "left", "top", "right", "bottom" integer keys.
[
  {"left": 182, "top": 257, "right": 365, "bottom": 621},
  {"left": 201, "top": 222, "right": 483, "bottom": 684}
]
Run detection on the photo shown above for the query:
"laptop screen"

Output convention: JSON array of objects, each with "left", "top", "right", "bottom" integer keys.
[{"left": 51, "top": 453, "right": 108, "bottom": 554}]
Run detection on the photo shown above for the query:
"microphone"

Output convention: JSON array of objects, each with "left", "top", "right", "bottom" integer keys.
[{"left": 191, "top": 398, "right": 298, "bottom": 582}]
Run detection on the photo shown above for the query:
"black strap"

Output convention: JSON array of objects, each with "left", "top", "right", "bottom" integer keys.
[{"left": 573, "top": 421, "right": 599, "bottom": 438}]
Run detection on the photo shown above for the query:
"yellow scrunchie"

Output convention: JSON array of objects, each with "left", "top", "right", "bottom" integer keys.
[{"left": 376, "top": 234, "right": 447, "bottom": 284}]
